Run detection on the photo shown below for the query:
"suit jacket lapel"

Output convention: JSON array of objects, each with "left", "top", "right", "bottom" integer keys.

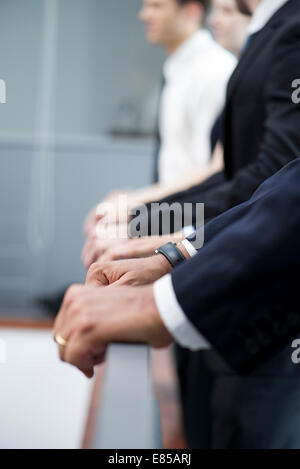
[{"left": 226, "top": 23, "right": 277, "bottom": 102}]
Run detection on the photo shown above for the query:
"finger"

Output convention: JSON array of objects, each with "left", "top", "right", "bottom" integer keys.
[
  {"left": 83, "top": 243, "right": 98, "bottom": 269},
  {"left": 82, "top": 239, "right": 93, "bottom": 267},
  {"left": 85, "top": 264, "right": 109, "bottom": 287},
  {"left": 87, "top": 248, "right": 100, "bottom": 269},
  {"left": 53, "top": 284, "right": 81, "bottom": 329},
  {"left": 95, "top": 203, "right": 109, "bottom": 222},
  {"left": 100, "top": 248, "right": 120, "bottom": 262},
  {"left": 114, "top": 272, "right": 135, "bottom": 287},
  {"left": 101, "top": 241, "right": 135, "bottom": 261},
  {"left": 54, "top": 327, "right": 70, "bottom": 362},
  {"left": 87, "top": 213, "right": 108, "bottom": 240},
  {"left": 56, "top": 322, "right": 76, "bottom": 362},
  {"left": 53, "top": 284, "right": 83, "bottom": 345},
  {"left": 58, "top": 343, "right": 67, "bottom": 362},
  {"left": 94, "top": 218, "right": 110, "bottom": 240},
  {"left": 56, "top": 322, "right": 75, "bottom": 362},
  {"left": 64, "top": 336, "right": 99, "bottom": 378},
  {"left": 53, "top": 301, "right": 68, "bottom": 341}
]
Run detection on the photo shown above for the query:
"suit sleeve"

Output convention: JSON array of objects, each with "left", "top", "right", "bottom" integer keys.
[
  {"left": 171, "top": 160, "right": 300, "bottom": 375},
  {"left": 129, "top": 23, "right": 300, "bottom": 235}
]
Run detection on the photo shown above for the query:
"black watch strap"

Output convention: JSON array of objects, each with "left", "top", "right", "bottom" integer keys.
[{"left": 155, "top": 242, "right": 186, "bottom": 268}]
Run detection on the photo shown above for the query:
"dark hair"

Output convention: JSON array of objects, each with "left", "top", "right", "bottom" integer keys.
[
  {"left": 176, "top": 0, "right": 210, "bottom": 11},
  {"left": 235, "top": 0, "right": 252, "bottom": 16}
]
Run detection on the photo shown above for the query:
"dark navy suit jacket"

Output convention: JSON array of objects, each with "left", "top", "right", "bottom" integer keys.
[{"left": 172, "top": 160, "right": 300, "bottom": 375}]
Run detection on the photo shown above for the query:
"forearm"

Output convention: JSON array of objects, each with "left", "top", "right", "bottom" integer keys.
[
  {"left": 160, "top": 142, "right": 224, "bottom": 199},
  {"left": 136, "top": 144, "right": 224, "bottom": 204},
  {"left": 172, "top": 160, "right": 300, "bottom": 373}
]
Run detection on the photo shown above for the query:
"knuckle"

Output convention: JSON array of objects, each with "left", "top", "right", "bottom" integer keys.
[
  {"left": 100, "top": 261, "right": 112, "bottom": 274},
  {"left": 64, "top": 285, "right": 78, "bottom": 304},
  {"left": 87, "top": 262, "right": 101, "bottom": 276},
  {"left": 88, "top": 261, "right": 108, "bottom": 279},
  {"left": 120, "top": 272, "right": 136, "bottom": 286},
  {"left": 78, "top": 317, "right": 93, "bottom": 334},
  {"left": 69, "top": 298, "right": 84, "bottom": 318}
]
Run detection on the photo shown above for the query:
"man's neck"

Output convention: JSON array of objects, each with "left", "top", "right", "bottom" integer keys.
[
  {"left": 165, "top": 27, "right": 200, "bottom": 56},
  {"left": 249, "top": 0, "right": 262, "bottom": 14}
]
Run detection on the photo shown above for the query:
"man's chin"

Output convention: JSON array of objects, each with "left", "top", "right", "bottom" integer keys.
[{"left": 145, "top": 32, "right": 161, "bottom": 45}]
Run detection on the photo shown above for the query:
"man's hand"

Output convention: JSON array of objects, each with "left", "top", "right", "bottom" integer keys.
[
  {"left": 86, "top": 255, "right": 172, "bottom": 287},
  {"left": 84, "top": 191, "right": 144, "bottom": 240},
  {"left": 98, "top": 232, "right": 185, "bottom": 262},
  {"left": 82, "top": 230, "right": 128, "bottom": 269},
  {"left": 53, "top": 284, "right": 174, "bottom": 378},
  {"left": 83, "top": 191, "right": 133, "bottom": 239}
]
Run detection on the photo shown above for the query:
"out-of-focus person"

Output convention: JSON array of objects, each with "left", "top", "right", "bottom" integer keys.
[
  {"left": 83, "top": 0, "right": 245, "bottom": 267},
  {"left": 209, "top": 0, "right": 251, "bottom": 57},
  {"left": 139, "top": 0, "right": 235, "bottom": 185}
]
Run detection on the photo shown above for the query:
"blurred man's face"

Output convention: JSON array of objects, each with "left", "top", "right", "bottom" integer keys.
[
  {"left": 139, "top": 0, "right": 189, "bottom": 46},
  {"left": 209, "top": 0, "right": 251, "bottom": 56}
]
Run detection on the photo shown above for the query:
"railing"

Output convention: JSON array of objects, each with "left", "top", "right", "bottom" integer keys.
[{"left": 88, "top": 344, "right": 163, "bottom": 449}]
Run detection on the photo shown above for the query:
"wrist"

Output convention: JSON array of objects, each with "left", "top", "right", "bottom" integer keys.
[
  {"left": 176, "top": 242, "right": 191, "bottom": 260},
  {"left": 155, "top": 242, "right": 187, "bottom": 268},
  {"left": 103, "top": 286, "right": 172, "bottom": 348},
  {"left": 139, "top": 285, "right": 174, "bottom": 348},
  {"left": 154, "top": 252, "right": 173, "bottom": 275}
]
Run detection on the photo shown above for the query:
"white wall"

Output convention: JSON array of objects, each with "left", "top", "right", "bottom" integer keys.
[{"left": 0, "top": 327, "right": 93, "bottom": 449}]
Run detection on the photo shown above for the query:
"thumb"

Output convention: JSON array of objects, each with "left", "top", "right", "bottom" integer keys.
[{"left": 85, "top": 267, "right": 109, "bottom": 287}]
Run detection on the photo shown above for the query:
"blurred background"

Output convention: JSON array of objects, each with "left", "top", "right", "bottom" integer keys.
[{"left": 0, "top": 0, "right": 164, "bottom": 317}]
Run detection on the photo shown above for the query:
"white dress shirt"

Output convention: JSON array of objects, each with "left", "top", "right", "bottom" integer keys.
[
  {"left": 248, "top": 0, "right": 288, "bottom": 35},
  {"left": 158, "top": 30, "right": 236, "bottom": 185},
  {"left": 154, "top": 0, "right": 289, "bottom": 351}
]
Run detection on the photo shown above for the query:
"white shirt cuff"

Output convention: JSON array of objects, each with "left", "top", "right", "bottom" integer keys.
[
  {"left": 181, "top": 239, "right": 198, "bottom": 258},
  {"left": 153, "top": 274, "right": 210, "bottom": 351},
  {"left": 182, "top": 225, "right": 195, "bottom": 237}
]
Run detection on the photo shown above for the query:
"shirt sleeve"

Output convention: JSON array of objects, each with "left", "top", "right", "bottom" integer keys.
[
  {"left": 187, "top": 55, "right": 236, "bottom": 168},
  {"left": 181, "top": 239, "right": 198, "bottom": 257},
  {"left": 153, "top": 274, "right": 210, "bottom": 350}
]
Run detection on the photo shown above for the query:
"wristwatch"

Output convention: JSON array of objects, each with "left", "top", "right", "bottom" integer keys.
[{"left": 155, "top": 242, "right": 186, "bottom": 268}]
